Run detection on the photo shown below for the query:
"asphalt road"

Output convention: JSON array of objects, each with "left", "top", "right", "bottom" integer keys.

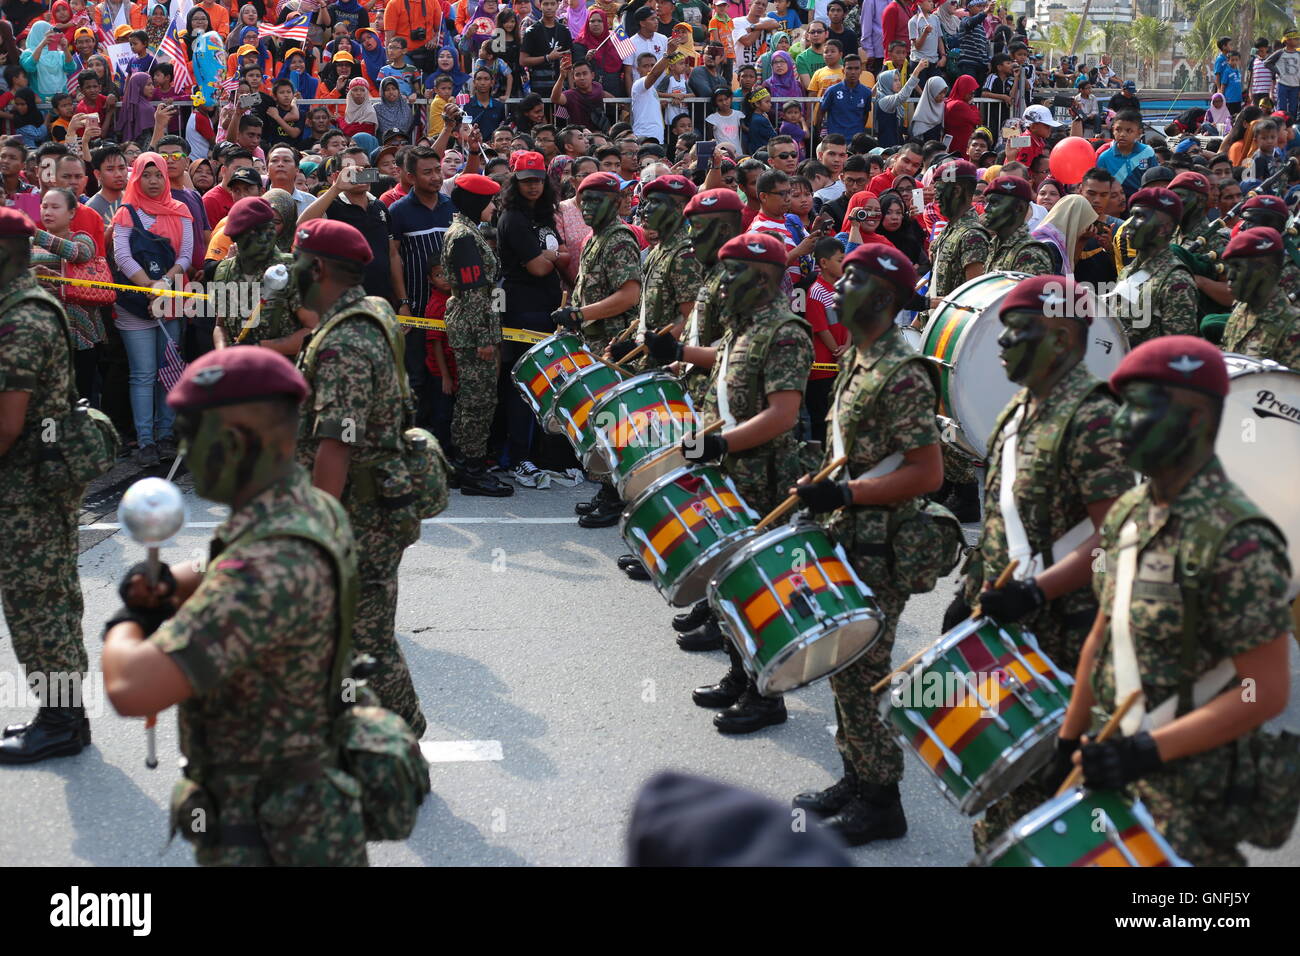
[{"left": 1, "top": 474, "right": 1296, "bottom": 867}]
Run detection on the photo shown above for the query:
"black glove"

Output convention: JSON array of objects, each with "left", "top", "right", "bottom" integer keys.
[
  {"left": 103, "top": 604, "right": 173, "bottom": 639},
  {"left": 683, "top": 431, "right": 727, "bottom": 462},
  {"left": 645, "top": 330, "right": 683, "bottom": 365},
  {"left": 119, "top": 560, "right": 176, "bottom": 607},
  {"left": 1037, "top": 736, "right": 1080, "bottom": 794},
  {"left": 608, "top": 339, "right": 638, "bottom": 363},
  {"left": 978, "top": 577, "right": 1046, "bottom": 623},
  {"left": 941, "top": 591, "right": 971, "bottom": 631},
  {"left": 795, "top": 478, "right": 852, "bottom": 514},
  {"left": 551, "top": 306, "right": 582, "bottom": 333},
  {"left": 1080, "top": 731, "right": 1163, "bottom": 790}
]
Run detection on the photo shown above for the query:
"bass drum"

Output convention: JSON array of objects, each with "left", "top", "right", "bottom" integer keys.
[
  {"left": 922, "top": 272, "right": 1130, "bottom": 460},
  {"left": 1218, "top": 354, "right": 1300, "bottom": 599}
]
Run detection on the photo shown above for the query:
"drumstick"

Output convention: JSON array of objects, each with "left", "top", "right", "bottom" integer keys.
[
  {"left": 1054, "top": 689, "right": 1144, "bottom": 797},
  {"left": 754, "top": 456, "right": 849, "bottom": 532},
  {"left": 612, "top": 324, "right": 674, "bottom": 369},
  {"left": 870, "top": 561, "right": 1020, "bottom": 694}
]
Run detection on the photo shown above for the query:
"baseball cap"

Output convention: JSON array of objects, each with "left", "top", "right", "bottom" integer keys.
[
  {"left": 509, "top": 150, "right": 546, "bottom": 179},
  {"left": 1123, "top": 79, "right": 1137, "bottom": 91},
  {"left": 1022, "top": 104, "right": 1062, "bottom": 128}
]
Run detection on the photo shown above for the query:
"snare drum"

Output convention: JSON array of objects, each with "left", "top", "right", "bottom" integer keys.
[
  {"left": 585, "top": 372, "right": 698, "bottom": 481},
  {"left": 923, "top": 272, "right": 1130, "bottom": 460},
  {"left": 620, "top": 465, "right": 759, "bottom": 606},
  {"left": 510, "top": 333, "right": 597, "bottom": 434},
  {"left": 709, "top": 523, "right": 883, "bottom": 695},
  {"left": 878, "top": 616, "right": 1073, "bottom": 815},
  {"left": 550, "top": 363, "right": 626, "bottom": 461},
  {"left": 1218, "top": 354, "right": 1300, "bottom": 599},
  {"left": 618, "top": 441, "right": 690, "bottom": 503},
  {"left": 974, "top": 788, "right": 1189, "bottom": 867}
]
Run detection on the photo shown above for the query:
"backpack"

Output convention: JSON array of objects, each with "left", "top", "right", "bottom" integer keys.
[{"left": 110, "top": 205, "right": 177, "bottom": 318}]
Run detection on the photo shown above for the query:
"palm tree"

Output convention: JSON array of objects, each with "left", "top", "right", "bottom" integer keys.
[
  {"left": 1043, "top": 13, "right": 1103, "bottom": 64},
  {"left": 1194, "top": 0, "right": 1291, "bottom": 52},
  {"left": 1131, "top": 15, "right": 1175, "bottom": 86},
  {"left": 1099, "top": 20, "right": 1134, "bottom": 79}
]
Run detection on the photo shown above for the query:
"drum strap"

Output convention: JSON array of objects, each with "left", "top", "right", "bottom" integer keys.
[{"left": 716, "top": 339, "right": 736, "bottom": 428}]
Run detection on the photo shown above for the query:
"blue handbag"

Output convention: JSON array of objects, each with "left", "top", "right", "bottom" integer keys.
[{"left": 111, "top": 205, "right": 177, "bottom": 316}]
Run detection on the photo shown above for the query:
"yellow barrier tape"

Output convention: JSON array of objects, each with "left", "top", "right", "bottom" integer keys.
[
  {"left": 811, "top": 362, "right": 838, "bottom": 372},
  {"left": 37, "top": 274, "right": 213, "bottom": 299},
  {"left": 395, "top": 313, "right": 549, "bottom": 344}
]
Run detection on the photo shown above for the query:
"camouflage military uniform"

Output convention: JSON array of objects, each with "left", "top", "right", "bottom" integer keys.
[
  {"left": 1279, "top": 255, "right": 1300, "bottom": 303},
  {"left": 682, "top": 263, "right": 726, "bottom": 408},
  {"left": 702, "top": 300, "right": 813, "bottom": 514},
  {"left": 822, "top": 327, "right": 940, "bottom": 784},
  {"left": 213, "top": 252, "right": 297, "bottom": 347},
  {"left": 962, "top": 362, "right": 1134, "bottom": 850},
  {"left": 985, "top": 225, "right": 1055, "bottom": 275},
  {"left": 297, "top": 286, "right": 426, "bottom": 738},
  {"left": 1222, "top": 296, "right": 1300, "bottom": 369},
  {"left": 1091, "top": 459, "right": 1292, "bottom": 866},
  {"left": 0, "top": 274, "right": 87, "bottom": 698},
  {"left": 636, "top": 227, "right": 702, "bottom": 366},
  {"left": 573, "top": 222, "right": 641, "bottom": 355},
  {"left": 1114, "top": 248, "right": 1198, "bottom": 346},
  {"left": 1172, "top": 217, "right": 1230, "bottom": 256},
  {"left": 151, "top": 467, "right": 368, "bottom": 866},
  {"left": 441, "top": 211, "right": 501, "bottom": 462}
]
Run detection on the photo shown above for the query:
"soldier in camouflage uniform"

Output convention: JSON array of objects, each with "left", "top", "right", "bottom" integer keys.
[
  {"left": 211, "top": 197, "right": 302, "bottom": 354},
  {"left": 441, "top": 174, "right": 513, "bottom": 497},
  {"left": 786, "top": 245, "right": 946, "bottom": 846},
  {"left": 0, "top": 209, "right": 92, "bottom": 764},
  {"left": 942, "top": 275, "right": 1134, "bottom": 852},
  {"left": 1108, "top": 187, "right": 1198, "bottom": 346},
  {"left": 1169, "top": 171, "right": 1233, "bottom": 321},
  {"left": 103, "top": 347, "right": 369, "bottom": 866},
  {"left": 1220, "top": 226, "right": 1300, "bottom": 368},
  {"left": 1230, "top": 194, "right": 1300, "bottom": 308},
  {"left": 1048, "top": 337, "right": 1294, "bottom": 867},
  {"left": 645, "top": 233, "right": 812, "bottom": 734},
  {"left": 292, "top": 219, "right": 428, "bottom": 738},
  {"left": 981, "top": 175, "right": 1056, "bottom": 275},
  {"left": 553, "top": 172, "right": 643, "bottom": 528}
]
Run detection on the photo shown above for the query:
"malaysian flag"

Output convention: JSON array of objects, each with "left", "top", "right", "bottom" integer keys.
[
  {"left": 159, "top": 21, "right": 194, "bottom": 94},
  {"left": 220, "top": 76, "right": 241, "bottom": 94},
  {"left": 259, "top": 16, "right": 312, "bottom": 43},
  {"left": 66, "top": 54, "right": 83, "bottom": 95},
  {"left": 610, "top": 24, "right": 636, "bottom": 61}
]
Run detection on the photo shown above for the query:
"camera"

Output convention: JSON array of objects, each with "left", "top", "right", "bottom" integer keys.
[
  {"left": 239, "top": 93, "right": 260, "bottom": 108},
  {"left": 351, "top": 167, "right": 380, "bottom": 184},
  {"left": 851, "top": 208, "right": 869, "bottom": 222}
]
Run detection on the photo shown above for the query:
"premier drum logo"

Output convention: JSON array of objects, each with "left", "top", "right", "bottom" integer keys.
[{"left": 1252, "top": 389, "right": 1300, "bottom": 426}]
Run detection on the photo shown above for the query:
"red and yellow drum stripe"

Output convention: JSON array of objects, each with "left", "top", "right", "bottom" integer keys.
[
  {"left": 923, "top": 312, "right": 968, "bottom": 418},
  {"left": 638, "top": 489, "right": 745, "bottom": 567},
  {"left": 529, "top": 353, "right": 596, "bottom": 398},
  {"left": 604, "top": 402, "right": 693, "bottom": 449},
  {"left": 1076, "top": 827, "right": 1178, "bottom": 867},
  {"left": 563, "top": 385, "right": 617, "bottom": 442},
  {"left": 737, "top": 560, "right": 855, "bottom": 633}
]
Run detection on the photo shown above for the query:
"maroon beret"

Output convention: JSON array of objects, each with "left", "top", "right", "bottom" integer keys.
[
  {"left": 166, "top": 345, "right": 309, "bottom": 411},
  {"left": 842, "top": 244, "right": 918, "bottom": 297},
  {"left": 986, "top": 174, "right": 1033, "bottom": 202},
  {"left": 718, "top": 232, "right": 787, "bottom": 268},
  {"left": 577, "top": 171, "right": 623, "bottom": 195},
  {"left": 1110, "top": 335, "right": 1229, "bottom": 399},
  {"left": 936, "top": 159, "right": 980, "bottom": 183},
  {"left": 642, "top": 174, "right": 698, "bottom": 201},
  {"left": 225, "top": 196, "right": 275, "bottom": 237},
  {"left": 997, "top": 274, "right": 1091, "bottom": 325},
  {"left": 0, "top": 206, "right": 35, "bottom": 238},
  {"left": 684, "top": 187, "right": 744, "bottom": 216},
  {"left": 1242, "top": 194, "right": 1288, "bottom": 216},
  {"left": 1128, "top": 186, "right": 1183, "bottom": 223},
  {"left": 454, "top": 173, "right": 502, "bottom": 196},
  {"left": 293, "top": 218, "right": 373, "bottom": 266},
  {"left": 1168, "top": 171, "right": 1210, "bottom": 196},
  {"left": 1223, "top": 225, "right": 1285, "bottom": 259}
]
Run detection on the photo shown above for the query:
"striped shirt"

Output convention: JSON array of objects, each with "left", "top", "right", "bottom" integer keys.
[
  {"left": 1251, "top": 54, "right": 1275, "bottom": 97},
  {"left": 389, "top": 190, "right": 454, "bottom": 316}
]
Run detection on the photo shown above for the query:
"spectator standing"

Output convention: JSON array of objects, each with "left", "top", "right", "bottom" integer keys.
[
  {"left": 1097, "top": 108, "right": 1157, "bottom": 198},
  {"left": 908, "top": 0, "right": 944, "bottom": 84},
  {"left": 631, "top": 43, "right": 675, "bottom": 143},
  {"left": 816, "top": 54, "right": 871, "bottom": 140},
  {"left": 859, "top": 0, "right": 890, "bottom": 73},
  {"left": 732, "top": 0, "right": 780, "bottom": 73},
  {"left": 465, "top": 68, "right": 507, "bottom": 138},
  {"left": 873, "top": 62, "right": 925, "bottom": 148},
  {"left": 796, "top": 20, "right": 829, "bottom": 88},
  {"left": 690, "top": 42, "right": 728, "bottom": 96},
  {"left": 626, "top": 7, "right": 668, "bottom": 93},
  {"left": 32, "top": 187, "right": 102, "bottom": 402},
  {"left": 575, "top": 9, "right": 627, "bottom": 95},
  {"left": 944, "top": 73, "right": 980, "bottom": 155},
  {"left": 958, "top": 0, "right": 991, "bottom": 84},
  {"left": 1248, "top": 37, "right": 1276, "bottom": 108},
  {"left": 881, "top": 0, "right": 913, "bottom": 61},
  {"left": 910, "top": 74, "right": 947, "bottom": 142},
  {"left": 705, "top": 86, "right": 743, "bottom": 152},
  {"left": 299, "top": 149, "right": 397, "bottom": 304},
  {"left": 1218, "top": 50, "right": 1244, "bottom": 114},
  {"left": 1266, "top": 31, "right": 1300, "bottom": 121},
  {"left": 522, "top": 0, "right": 573, "bottom": 97},
  {"left": 803, "top": 236, "right": 848, "bottom": 442}
]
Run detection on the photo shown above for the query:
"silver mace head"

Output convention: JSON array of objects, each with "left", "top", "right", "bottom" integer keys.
[{"left": 118, "top": 478, "right": 186, "bottom": 546}]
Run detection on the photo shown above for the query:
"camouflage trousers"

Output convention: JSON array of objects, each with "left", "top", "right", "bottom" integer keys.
[
  {"left": 973, "top": 776, "right": 1051, "bottom": 856},
  {"left": 349, "top": 500, "right": 427, "bottom": 739},
  {"left": 829, "top": 583, "right": 908, "bottom": 785},
  {"left": 190, "top": 768, "right": 368, "bottom": 867},
  {"left": 942, "top": 443, "right": 976, "bottom": 485},
  {"left": 0, "top": 493, "right": 88, "bottom": 693},
  {"left": 452, "top": 348, "right": 497, "bottom": 460},
  {"left": 1137, "top": 779, "right": 1246, "bottom": 867}
]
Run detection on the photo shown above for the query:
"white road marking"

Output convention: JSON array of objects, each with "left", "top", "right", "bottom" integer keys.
[
  {"left": 82, "top": 517, "right": 582, "bottom": 530},
  {"left": 420, "top": 740, "right": 504, "bottom": 763}
]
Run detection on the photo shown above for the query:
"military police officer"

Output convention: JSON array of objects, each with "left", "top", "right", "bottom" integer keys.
[
  {"left": 630, "top": 174, "right": 702, "bottom": 350},
  {"left": 211, "top": 197, "right": 304, "bottom": 353},
  {"left": 982, "top": 176, "right": 1056, "bottom": 275},
  {"left": 1220, "top": 226, "right": 1300, "bottom": 368},
  {"left": 1110, "top": 187, "right": 1198, "bottom": 346}
]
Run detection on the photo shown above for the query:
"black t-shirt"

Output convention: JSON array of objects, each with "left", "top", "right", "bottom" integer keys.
[
  {"left": 827, "top": 25, "right": 859, "bottom": 59},
  {"left": 326, "top": 194, "right": 395, "bottom": 302},
  {"left": 497, "top": 207, "right": 562, "bottom": 313},
  {"left": 523, "top": 19, "right": 572, "bottom": 89}
]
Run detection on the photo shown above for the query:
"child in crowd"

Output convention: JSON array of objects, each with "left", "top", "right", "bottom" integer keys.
[
  {"left": 778, "top": 99, "right": 808, "bottom": 157},
  {"left": 423, "top": 262, "right": 456, "bottom": 451},
  {"left": 803, "top": 236, "right": 850, "bottom": 444}
]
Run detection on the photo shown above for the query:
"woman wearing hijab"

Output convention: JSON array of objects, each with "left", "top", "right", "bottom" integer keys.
[
  {"left": 1030, "top": 193, "right": 1097, "bottom": 276},
  {"left": 872, "top": 66, "right": 925, "bottom": 149},
  {"left": 762, "top": 49, "right": 804, "bottom": 101},
  {"left": 1207, "top": 91, "right": 1232, "bottom": 134},
  {"left": 911, "top": 75, "right": 949, "bottom": 143},
  {"left": 374, "top": 76, "right": 414, "bottom": 138},
  {"left": 8, "top": 88, "right": 45, "bottom": 146},
  {"left": 943, "top": 74, "right": 980, "bottom": 155},
  {"left": 111, "top": 152, "right": 194, "bottom": 465},
  {"left": 356, "top": 27, "right": 387, "bottom": 83},
  {"left": 20, "top": 20, "right": 78, "bottom": 106},
  {"left": 574, "top": 9, "right": 624, "bottom": 96},
  {"left": 143, "top": 2, "right": 170, "bottom": 48},
  {"left": 276, "top": 46, "right": 321, "bottom": 98},
  {"left": 757, "top": 31, "right": 791, "bottom": 80},
  {"left": 836, "top": 191, "right": 895, "bottom": 253},
  {"left": 877, "top": 190, "right": 929, "bottom": 269},
  {"left": 425, "top": 46, "right": 470, "bottom": 95},
  {"left": 116, "top": 71, "right": 156, "bottom": 144},
  {"left": 340, "top": 76, "right": 377, "bottom": 136}
]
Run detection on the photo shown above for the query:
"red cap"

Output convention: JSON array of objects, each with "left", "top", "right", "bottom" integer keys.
[
  {"left": 1110, "top": 336, "right": 1229, "bottom": 399},
  {"left": 1242, "top": 194, "right": 1288, "bottom": 216},
  {"left": 1223, "top": 225, "right": 1285, "bottom": 259},
  {"left": 293, "top": 218, "right": 374, "bottom": 265},
  {"left": 997, "top": 274, "right": 1091, "bottom": 325},
  {"left": 1168, "top": 171, "right": 1210, "bottom": 196},
  {"left": 0, "top": 206, "right": 35, "bottom": 238},
  {"left": 225, "top": 196, "right": 275, "bottom": 236},
  {"left": 936, "top": 159, "right": 980, "bottom": 183},
  {"left": 986, "top": 175, "right": 1033, "bottom": 202},
  {"left": 718, "top": 232, "right": 788, "bottom": 268},
  {"left": 454, "top": 173, "right": 502, "bottom": 196},
  {"left": 842, "top": 244, "right": 918, "bottom": 297},
  {"left": 166, "top": 346, "right": 309, "bottom": 411},
  {"left": 509, "top": 150, "right": 546, "bottom": 178},
  {"left": 642, "top": 174, "right": 698, "bottom": 200},
  {"left": 577, "top": 171, "right": 623, "bottom": 195},
  {"left": 1128, "top": 186, "right": 1183, "bottom": 223},
  {"left": 684, "top": 187, "right": 744, "bottom": 216}
]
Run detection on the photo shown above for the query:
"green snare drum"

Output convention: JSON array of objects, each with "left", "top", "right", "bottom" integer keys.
[
  {"left": 620, "top": 464, "right": 760, "bottom": 606},
  {"left": 975, "top": 788, "right": 1189, "bottom": 867},
  {"left": 585, "top": 371, "right": 698, "bottom": 481},
  {"left": 709, "top": 523, "right": 882, "bottom": 695},
  {"left": 510, "top": 332, "right": 598, "bottom": 435},
  {"left": 551, "top": 363, "right": 626, "bottom": 461},
  {"left": 878, "top": 616, "right": 1073, "bottom": 815}
]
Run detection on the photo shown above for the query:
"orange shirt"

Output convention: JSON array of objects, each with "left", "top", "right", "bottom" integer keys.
[
  {"left": 195, "top": 1, "right": 232, "bottom": 38},
  {"left": 383, "top": 0, "right": 447, "bottom": 44}
]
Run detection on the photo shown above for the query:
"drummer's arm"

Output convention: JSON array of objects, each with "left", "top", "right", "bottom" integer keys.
[
  {"left": 578, "top": 280, "right": 641, "bottom": 326},
  {"left": 679, "top": 344, "right": 718, "bottom": 367},
  {"left": 1193, "top": 273, "right": 1233, "bottom": 306},
  {"left": 722, "top": 390, "right": 802, "bottom": 452},
  {"left": 1031, "top": 496, "right": 1117, "bottom": 602},
  {"left": 847, "top": 442, "right": 943, "bottom": 505},
  {"left": 669, "top": 300, "right": 693, "bottom": 338},
  {"left": 1059, "top": 611, "right": 1106, "bottom": 740}
]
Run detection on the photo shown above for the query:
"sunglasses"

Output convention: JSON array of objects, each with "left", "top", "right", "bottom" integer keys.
[
  {"left": 773, "top": 151, "right": 796, "bottom": 160},
  {"left": 159, "top": 151, "right": 187, "bottom": 160}
]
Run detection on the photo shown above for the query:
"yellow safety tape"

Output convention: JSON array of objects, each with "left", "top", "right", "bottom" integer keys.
[
  {"left": 395, "top": 313, "right": 549, "bottom": 344},
  {"left": 811, "top": 362, "right": 838, "bottom": 372},
  {"left": 36, "top": 274, "right": 212, "bottom": 299}
]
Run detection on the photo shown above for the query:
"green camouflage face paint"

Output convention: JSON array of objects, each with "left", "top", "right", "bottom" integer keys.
[
  {"left": 719, "top": 258, "right": 776, "bottom": 323},
  {"left": 1115, "top": 381, "right": 1203, "bottom": 473},
  {"left": 996, "top": 308, "right": 1060, "bottom": 385},
  {"left": 834, "top": 263, "right": 898, "bottom": 340},
  {"left": 642, "top": 193, "right": 684, "bottom": 236},
  {"left": 1124, "top": 205, "right": 1168, "bottom": 253},
  {"left": 1172, "top": 187, "right": 1203, "bottom": 227},
  {"left": 936, "top": 180, "right": 969, "bottom": 219},
  {"left": 981, "top": 192, "right": 1025, "bottom": 235},
  {"left": 686, "top": 212, "right": 735, "bottom": 264},
  {"left": 1227, "top": 257, "right": 1277, "bottom": 309},
  {"left": 235, "top": 222, "right": 279, "bottom": 273},
  {"left": 580, "top": 191, "right": 620, "bottom": 230},
  {"left": 180, "top": 409, "right": 281, "bottom": 504}
]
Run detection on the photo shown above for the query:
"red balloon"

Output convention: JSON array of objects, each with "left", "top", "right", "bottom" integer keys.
[{"left": 1049, "top": 136, "right": 1099, "bottom": 185}]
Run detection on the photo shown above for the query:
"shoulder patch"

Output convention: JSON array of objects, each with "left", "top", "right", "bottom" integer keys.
[
  {"left": 215, "top": 558, "right": 247, "bottom": 571},
  {"left": 318, "top": 348, "right": 339, "bottom": 361},
  {"left": 1084, "top": 414, "right": 1113, "bottom": 431},
  {"left": 890, "top": 375, "right": 915, "bottom": 394},
  {"left": 1227, "top": 539, "right": 1260, "bottom": 562},
  {"left": 0, "top": 323, "right": 15, "bottom": 338}
]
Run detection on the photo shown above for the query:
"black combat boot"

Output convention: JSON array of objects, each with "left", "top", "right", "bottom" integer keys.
[
  {"left": 676, "top": 613, "right": 723, "bottom": 651},
  {"left": 692, "top": 641, "right": 748, "bottom": 708},
  {"left": 577, "top": 485, "right": 623, "bottom": 528},
  {"left": 820, "top": 781, "right": 907, "bottom": 846},
  {"left": 792, "top": 756, "right": 859, "bottom": 816},
  {"left": 0, "top": 707, "right": 91, "bottom": 764},
  {"left": 713, "top": 679, "right": 787, "bottom": 734},
  {"left": 944, "top": 480, "right": 981, "bottom": 523},
  {"left": 575, "top": 481, "right": 616, "bottom": 516},
  {"left": 672, "top": 599, "right": 711, "bottom": 633},
  {"left": 616, "top": 554, "right": 651, "bottom": 580},
  {"left": 460, "top": 462, "right": 515, "bottom": 497}
]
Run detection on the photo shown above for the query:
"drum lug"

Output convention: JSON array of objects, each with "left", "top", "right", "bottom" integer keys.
[
  {"left": 1100, "top": 813, "right": 1143, "bottom": 867},
  {"left": 902, "top": 708, "right": 964, "bottom": 776},
  {"left": 956, "top": 670, "right": 1011, "bottom": 731},
  {"left": 1016, "top": 628, "right": 1076, "bottom": 688},
  {"left": 754, "top": 563, "right": 798, "bottom": 627},
  {"left": 630, "top": 526, "right": 669, "bottom": 575},
  {"left": 992, "top": 626, "right": 1055, "bottom": 708}
]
